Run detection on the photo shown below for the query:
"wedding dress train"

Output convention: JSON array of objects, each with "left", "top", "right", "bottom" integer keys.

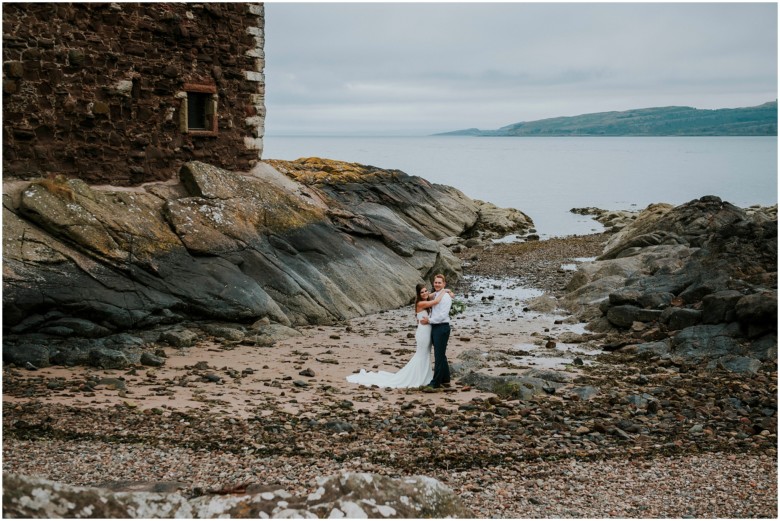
[{"left": 346, "top": 311, "right": 433, "bottom": 388}]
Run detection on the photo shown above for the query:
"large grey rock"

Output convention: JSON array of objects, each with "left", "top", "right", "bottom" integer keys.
[
  {"left": 525, "top": 294, "right": 559, "bottom": 313},
  {"left": 5, "top": 159, "right": 521, "bottom": 363},
  {"left": 459, "top": 371, "right": 566, "bottom": 399},
  {"left": 713, "top": 355, "right": 763, "bottom": 374},
  {"left": 663, "top": 308, "right": 702, "bottom": 331},
  {"left": 670, "top": 323, "right": 743, "bottom": 361},
  {"left": 634, "top": 340, "right": 671, "bottom": 357},
  {"left": 606, "top": 305, "right": 663, "bottom": 328},
  {"left": 160, "top": 329, "right": 199, "bottom": 348},
  {"left": 2, "top": 342, "right": 51, "bottom": 368},
  {"left": 701, "top": 290, "right": 744, "bottom": 324},
  {"left": 89, "top": 348, "right": 130, "bottom": 369},
  {"left": 736, "top": 292, "right": 777, "bottom": 326},
  {"left": 563, "top": 196, "right": 776, "bottom": 365},
  {"left": 242, "top": 323, "right": 302, "bottom": 347},
  {"left": 561, "top": 244, "right": 693, "bottom": 318},
  {"left": 601, "top": 196, "right": 747, "bottom": 259},
  {"left": 1, "top": 472, "right": 472, "bottom": 518},
  {"left": 472, "top": 199, "right": 534, "bottom": 239},
  {"left": 748, "top": 334, "right": 777, "bottom": 361}
]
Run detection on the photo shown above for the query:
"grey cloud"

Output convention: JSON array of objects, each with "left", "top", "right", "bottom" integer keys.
[{"left": 264, "top": 2, "right": 777, "bottom": 135}]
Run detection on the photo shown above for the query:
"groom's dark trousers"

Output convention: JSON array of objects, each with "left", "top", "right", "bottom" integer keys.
[{"left": 430, "top": 323, "right": 451, "bottom": 386}]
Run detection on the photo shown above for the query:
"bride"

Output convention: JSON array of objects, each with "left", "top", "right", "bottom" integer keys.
[{"left": 346, "top": 283, "right": 450, "bottom": 389}]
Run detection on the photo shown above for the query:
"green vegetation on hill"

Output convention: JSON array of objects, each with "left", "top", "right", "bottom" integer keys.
[{"left": 438, "top": 101, "right": 777, "bottom": 137}]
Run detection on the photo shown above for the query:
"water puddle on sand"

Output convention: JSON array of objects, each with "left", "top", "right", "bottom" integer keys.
[
  {"left": 454, "top": 276, "right": 601, "bottom": 370},
  {"left": 457, "top": 276, "right": 543, "bottom": 320}
]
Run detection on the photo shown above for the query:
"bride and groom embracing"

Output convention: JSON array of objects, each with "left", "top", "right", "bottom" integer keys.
[{"left": 346, "top": 274, "right": 454, "bottom": 390}]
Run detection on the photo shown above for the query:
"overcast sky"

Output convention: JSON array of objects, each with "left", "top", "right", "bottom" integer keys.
[{"left": 263, "top": 2, "right": 778, "bottom": 136}]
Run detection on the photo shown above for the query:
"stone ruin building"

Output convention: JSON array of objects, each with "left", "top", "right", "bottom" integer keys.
[{"left": 2, "top": 3, "right": 265, "bottom": 186}]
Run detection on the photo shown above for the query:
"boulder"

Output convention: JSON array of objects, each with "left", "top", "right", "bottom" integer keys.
[
  {"left": 663, "top": 308, "right": 702, "bottom": 331},
  {"left": 459, "top": 371, "right": 567, "bottom": 400},
  {"left": 561, "top": 244, "right": 692, "bottom": 319},
  {"left": 471, "top": 199, "right": 534, "bottom": 239},
  {"left": 634, "top": 340, "right": 671, "bottom": 357},
  {"left": 201, "top": 323, "right": 246, "bottom": 342},
  {"left": 242, "top": 323, "right": 302, "bottom": 347},
  {"left": 1, "top": 472, "right": 472, "bottom": 518},
  {"left": 701, "top": 290, "right": 744, "bottom": 324},
  {"left": 600, "top": 197, "right": 745, "bottom": 259},
  {"left": 2, "top": 342, "right": 50, "bottom": 368},
  {"left": 89, "top": 348, "right": 130, "bottom": 369},
  {"left": 525, "top": 294, "right": 558, "bottom": 313},
  {"left": 735, "top": 292, "right": 777, "bottom": 327},
  {"left": 453, "top": 349, "right": 491, "bottom": 373},
  {"left": 748, "top": 334, "right": 778, "bottom": 361},
  {"left": 5, "top": 159, "right": 519, "bottom": 366},
  {"left": 563, "top": 196, "right": 776, "bottom": 365},
  {"left": 140, "top": 352, "right": 166, "bottom": 367},
  {"left": 713, "top": 355, "right": 763, "bottom": 375},
  {"left": 606, "top": 305, "right": 662, "bottom": 328},
  {"left": 670, "top": 323, "right": 743, "bottom": 361},
  {"left": 160, "top": 329, "right": 199, "bottom": 348}
]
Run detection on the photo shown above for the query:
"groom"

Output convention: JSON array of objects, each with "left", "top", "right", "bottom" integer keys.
[{"left": 426, "top": 274, "right": 452, "bottom": 388}]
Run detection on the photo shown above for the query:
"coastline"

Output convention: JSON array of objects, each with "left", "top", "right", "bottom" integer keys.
[{"left": 3, "top": 232, "right": 776, "bottom": 518}]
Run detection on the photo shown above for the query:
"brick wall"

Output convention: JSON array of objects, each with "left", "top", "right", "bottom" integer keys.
[{"left": 2, "top": 3, "right": 265, "bottom": 185}]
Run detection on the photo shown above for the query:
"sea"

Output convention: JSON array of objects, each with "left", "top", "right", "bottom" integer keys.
[{"left": 263, "top": 136, "right": 778, "bottom": 238}]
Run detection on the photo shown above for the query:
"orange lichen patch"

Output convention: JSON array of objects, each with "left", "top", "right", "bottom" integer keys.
[
  {"left": 32, "top": 175, "right": 75, "bottom": 201},
  {"left": 265, "top": 157, "right": 405, "bottom": 186}
]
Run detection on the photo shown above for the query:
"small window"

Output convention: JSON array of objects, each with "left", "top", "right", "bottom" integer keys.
[
  {"left": 181, "top": 83, "right": 218, "bottom": 135},
  {"left": 187, "top": 92, "right": 212, "bottom": 130}
]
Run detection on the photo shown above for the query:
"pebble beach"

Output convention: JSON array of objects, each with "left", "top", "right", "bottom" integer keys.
[{"left": 3, "top": 233, "right": 777, "bottom": 518}]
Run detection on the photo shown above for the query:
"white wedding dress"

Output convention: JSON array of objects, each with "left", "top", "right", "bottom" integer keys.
[{"left": 346, "top": 311, "right": 433, "bottom": 388}]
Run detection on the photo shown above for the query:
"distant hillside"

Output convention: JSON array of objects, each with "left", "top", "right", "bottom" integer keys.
[{"left": 438, "top": 101, "right": 777, "bottom": 137}]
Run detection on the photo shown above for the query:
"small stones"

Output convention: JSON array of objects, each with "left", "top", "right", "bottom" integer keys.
[{"left": 1, "top": 231, "right": 776, "bottom": 519}]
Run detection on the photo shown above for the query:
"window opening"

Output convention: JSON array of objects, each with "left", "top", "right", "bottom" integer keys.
[
  {"left": 181, "top": 83, "right": 218, "bottom": 135},
  {"left": 187, "top": 92, "right": 211, "bottom": 130}
]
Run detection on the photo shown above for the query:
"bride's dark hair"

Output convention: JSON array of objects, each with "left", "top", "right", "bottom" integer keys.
[{"left": 414, "top": 283, "right": 427, "bottom": 311}]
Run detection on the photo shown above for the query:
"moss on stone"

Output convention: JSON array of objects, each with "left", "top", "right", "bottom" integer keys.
[{"left": 265, "top": 158, "right": 405, "bottom": 186}]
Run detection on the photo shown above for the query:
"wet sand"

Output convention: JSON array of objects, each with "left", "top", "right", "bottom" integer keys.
[{"left": 3, "top": 276, "right": 592, "bottom": 418}]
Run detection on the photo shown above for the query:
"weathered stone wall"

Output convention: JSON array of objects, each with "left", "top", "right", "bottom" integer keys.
[{"left": 2, "top": 3, "right": 265, "bottom": 185}]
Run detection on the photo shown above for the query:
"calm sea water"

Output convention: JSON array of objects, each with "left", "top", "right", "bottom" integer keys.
[{"left": 263, "top": 136, "right": 778, "bottom": 238}]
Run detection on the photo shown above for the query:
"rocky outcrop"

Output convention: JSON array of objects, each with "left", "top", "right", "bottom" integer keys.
[
  {"left": 563, "top": 196, "right": 777, "bottom": 370},
  {"left": 570, "top": 205, "right": 651, "bottom": 233},
  {"left": 266, "top": 158, "right": 535, "bottom": 246},
  {"left": 3, "top": 159, "right": 531, "bottom": 367},
  {"left": 2, "top": 472, "right": 472, "bottom": 518}
]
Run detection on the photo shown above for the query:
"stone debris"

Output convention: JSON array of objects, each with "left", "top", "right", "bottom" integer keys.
[
  {"left": 2, "top": 198, "right": 777, "bottom": 518},
  {"left": 2, "top": 472, "right": 471, "bottom": 519}
]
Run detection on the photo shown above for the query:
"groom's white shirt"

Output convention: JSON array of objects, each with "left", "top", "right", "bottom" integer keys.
[{"left": 429, "top": 291, "right": 452, "bottom": 324}]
